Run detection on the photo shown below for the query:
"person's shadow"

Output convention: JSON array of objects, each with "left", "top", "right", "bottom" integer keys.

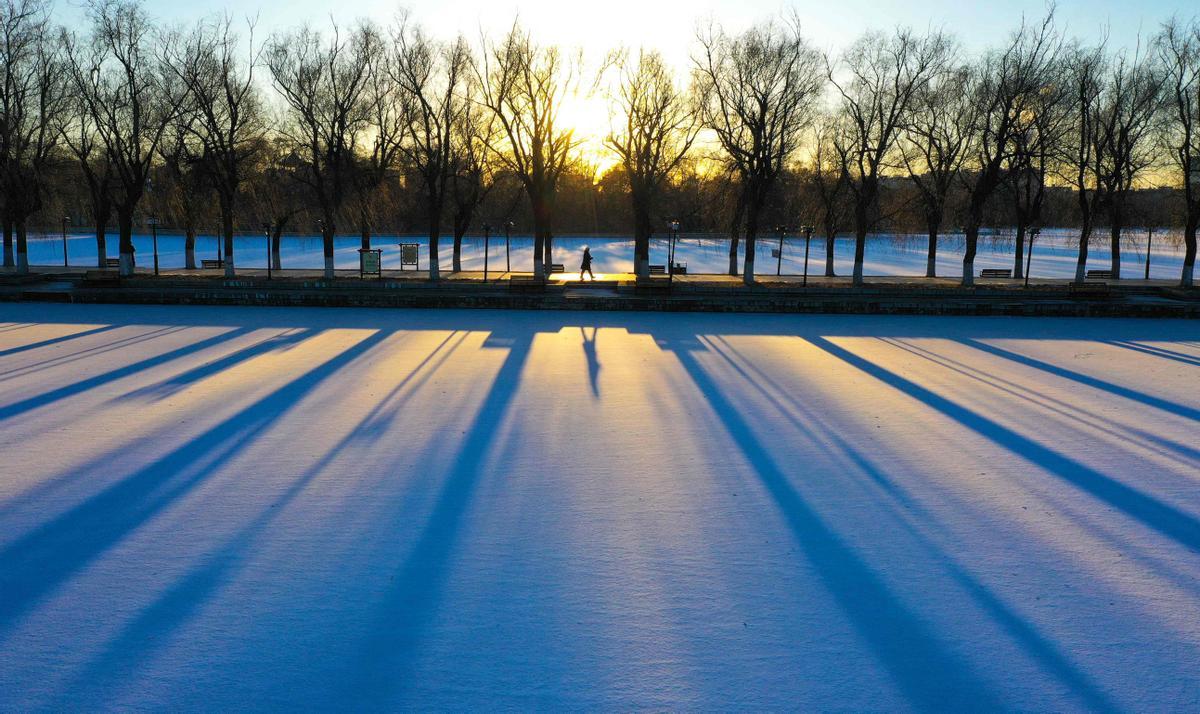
[{"left": 581, "top": 326, "right": 600, "bottom": 397}]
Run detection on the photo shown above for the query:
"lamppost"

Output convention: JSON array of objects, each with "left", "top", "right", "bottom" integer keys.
[
  {"left": 668, "top": 219, "right": 681, "bottom": 286},
  {"left": 775, "top": 225, "right": 787, "bottom": 276},
  {"left": 505, "top": 220, "right": 514, "bottom": 274},
  {"left": 1024, "top": 226, "right": 1040, "bottom": 288},
  {"left": 263, "top": 222, "right": 272, "bottom": 280},
  {"left": 1145, "top": 227, "right": 1153, "bottom": 280},
  {"left": 482, "top": 222, "right": 492, "bottom": 282},
  {"left": 61, "top": 216, "right": 69, "bottom": 267},
  {"left": 801, "top": 225, "right": 814, "bottom": 286},
  {"left": 148, "top": 216, "right": 160, "bottom": 275}
]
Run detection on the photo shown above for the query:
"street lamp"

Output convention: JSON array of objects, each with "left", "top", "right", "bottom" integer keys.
[
  {"left": 148, "top": 216, "right": 159, "bottom": 276},
  {"left": 775, "top": 225, "right": 787, "bottom": 276},
  {"left": 263, "top": 222, "right": 272, "bottom": 280},
  {"left": 1024, "top": 226, "right": 1040, "bottom": 288},
  {"left": 1145, "top": 227, "right": 1153, "bottom": 280},
  {"left": 801, "top": 225, "right": 814, "bottom": 286},
  {"left": 482, "top": 222, "right": 492, "bottom": 282},
  {"left": 505, "top": 220, "right": 514, "bottom": 274},
  {"left": 61, "top": 216, "right": 70, "bottom": 267},
  {"left": 668, "top": 219, "right": 681, "bottom": 286}
]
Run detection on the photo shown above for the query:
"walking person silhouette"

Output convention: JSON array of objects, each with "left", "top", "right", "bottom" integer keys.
[{"left": 579, "top": 245, "right": 595, "bottom": 281}]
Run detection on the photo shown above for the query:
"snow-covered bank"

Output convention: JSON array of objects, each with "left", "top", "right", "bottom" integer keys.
[
  {"left": 20, "top": 228, "right": 1196, "bottom": 280},
  {"left": 1, "top": 304, "right": 1197, "bottom": 710}
]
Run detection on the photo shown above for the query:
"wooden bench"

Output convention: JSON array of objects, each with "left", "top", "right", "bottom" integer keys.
[
  {"left": 980, "top": 268, "right": 1012, "bottom": 278},
  {"left": 201, "top": 259, "right": 224, "bottom": 270},
  {"left": 83, "top": 270, "right": 120, "bottom": 285},
  {"left": 104, "top": 258, "right": 120, "bottom": 268},
  {"left": 648, "top": 264, "right": 666, "bottom": 275},
  {"left": 672, "top": 262, "right": 688, "bottom": 275},
  {"left": 1085, "top": 269, "right": 1114, "bottom": 279},
  {"left": 549, "top": 263, "right": 565, "bottom": 274}
]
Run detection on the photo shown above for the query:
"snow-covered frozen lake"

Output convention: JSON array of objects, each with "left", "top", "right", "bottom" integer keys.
[
  {"left": 17, "top": 227, "right": 1194, "bottom": 279},
  {"left": 1, "top": 303, "right": 1198, "bottom": 710}
]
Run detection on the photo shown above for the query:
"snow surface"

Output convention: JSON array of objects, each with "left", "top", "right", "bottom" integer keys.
[
  {"left": 20, "top": 228, "right": 1195, "bottom": 279},
  {"left": 0, "top": 303, "right": 1198, "bottom": 710}
]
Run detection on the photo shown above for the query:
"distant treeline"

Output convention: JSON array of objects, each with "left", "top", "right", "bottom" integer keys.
[{"left": 1, "top": 0, "right": 1197, "bottom": 284}]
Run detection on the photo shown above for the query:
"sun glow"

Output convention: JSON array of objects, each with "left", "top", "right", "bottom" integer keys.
[{"left": 556, "top": 92, "right": 620, "bottom": 180}]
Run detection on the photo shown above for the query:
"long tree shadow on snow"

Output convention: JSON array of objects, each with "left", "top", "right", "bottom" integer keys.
[
  {"left": 654, "top": 331, "right": 1006, "bottom": 711},
  {"left": 0, "top": 328, "right": 392, "bottom": 641},
  {"left": 693, "top": 335, "right": 1118, "bottom": 712},
  {"left": 50, "top": 331, "right": 469, "bottom": 708},
  {"left": 808, "top": 337, "right": 1200, "bottom": 555},
  {"left": 334, "top": 326, "right": 534, "bottom": 706}
]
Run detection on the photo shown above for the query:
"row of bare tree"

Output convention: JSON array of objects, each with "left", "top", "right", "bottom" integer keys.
[{"left": 1, "top": 0, "right": 1197, "bottom": 286}]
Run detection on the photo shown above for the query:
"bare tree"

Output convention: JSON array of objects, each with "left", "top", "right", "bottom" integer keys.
[
  {"left": 156, "top": 113, "right": 208, "bottom": 268},
  {"left": 0, "top": 0, "right": 67, "bottom": 273},
  {"left": 59, "top": 102, "right": 116, "bottom": 267},
  {"left": 167, "top": 14, "right": 264, "bottom": 277},
  {"left": 266, "top": 22, "right": 372, "bottom": 279},
  {"left": 1157, "top": 18, "right": 1200, "bottom": 287},
  {"left": 389, "top": 16, "right": 469, "bottom": 280},
  {"left": 1092, "top": 42, "right": 1165, "bottom": 279},
  {"left": 829, "top": 28, "right": 950, "bottom": 286},
  {"left": 351, "top": 23, "right": 402, "bottom": 254},
  {"left": 477, "top": 22, "right": 582, "bottom": 279},
  {"left": 448, "top": 84, "right": 497, "bottom": 271},
  {"left": 694, "top": 16, "right": 823, "bottom": 284},
  {"left": 64, "top": 0, "right": 186, "bottom": 277},
  {"left": 901, "top": 59, "right": 974, "bottom": 277},
  {"left": 1001, "top": 68, "right": 1070, "bottom": 279},
  {"left": 1064, "top": 42, "right": 1109, "bottom": 284},
  {"left": 808, "top": 115, "right": 852, "bottom": 277},
  {"left": 959, "top": 14, "right": 1061, "bottom": 286},
  {"left": 605, "top": 49, "right": 699, "bottom": 278}
]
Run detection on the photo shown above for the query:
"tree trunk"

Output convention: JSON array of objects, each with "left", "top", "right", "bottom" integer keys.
[
  {"left": 530, "top": 192, "right": 550, "bottom": 280},
  {"left": 95, "top": 221, "right": 108, "bottom": 267},
  {"left": 452, "top": 234, "right": 462, "bottom": 272},
  {"left": 222, "top": 209, "right": 236, "bottom": 278},
  {"left": 728, "top": 190, "right": 745, "bottom": 276},
  {"left": 322, "top": 221, "right": 335, "bottom": 279},
  {"left": 1013, "top": 223, "right": 1025, "bottom": 280},
  {"left": 271, "top": 226, "right": 282, "bottom": 270},
  {"left": 1110, "top": 222, "right": 1121, "bottom": 280},
  {"left": 852, "top": 198, "right": 868, "bottom": 287},
  {"left": 361, "top": 221, "right": 371, "bottom": 251},
  {"left": 1074, "top": 225, "right": 1090, "bottom": 284},
  {"left": 927, "top": 220, "right": 940, "bottom": 279},
  {"left": 2, "top": 217, "right": 12, "bottom": 267},
  {"left": 185, "top": 227, "right": 196, "bottom": 270},
  {"left": 742, "top": 203, "right": 759, "bottom": 286},
  {"left": 633, "top": 204, "right": 652, "bottom": 279},
  {"left": 429, "top": 218, "right": 441, "bottom": 282},
  {"left": 824, "top": 232, "right": 836, "bottom": 277},
  {"left": 1181, "top": 221, "right": 1196, "bottom": 288},
  {"left": 118, "top": 209, "right": 135, "bottom": 277},
  {"left": 15, "top": 221, "right": 29, "bottom": 274},
  {"left": 962, "top": 219, "right": 980, "bottom": 288}
]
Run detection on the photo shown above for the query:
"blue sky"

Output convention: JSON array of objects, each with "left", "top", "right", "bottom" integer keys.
[{"left": 61, "top": 0, "right": 1194, "bottom": 63}]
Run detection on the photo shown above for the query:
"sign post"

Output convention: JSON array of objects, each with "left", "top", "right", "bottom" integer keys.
[
  {"left": 359, "top": 248, "right": 382, "bottom": 278},
  {"left": 399, "top": 243, "right": 420, "bottom": 271}
]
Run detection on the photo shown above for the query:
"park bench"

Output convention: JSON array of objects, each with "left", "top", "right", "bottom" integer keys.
[
  {"left": 672, "top": 262, "right": 688, "bottom": 275},
  {"left": 1086, "top": 269, "right": 1114, "bottom": 279},
  {"left": 104, "top": 258, "right": 120, "bottom": 268},
  {"left": 201, "top": 259, "right": 224, "bottom": 270},
  {"left": 648, "top": 264, "right": 666, "bottom": 274},
  {"left": 980, "top": 268, "right": 1012, "bottom": 278},
  {"left": 83, "top": 270, "right": 120, "bottom": 286},
  {"left": 549, "top": 263, "right": 565, "bottom": 273}
]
